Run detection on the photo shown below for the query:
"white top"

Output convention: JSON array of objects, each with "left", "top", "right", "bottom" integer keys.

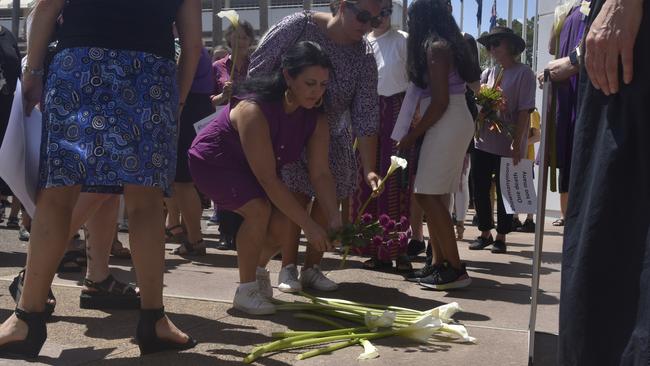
[{"left": 366, "top": 29, "right": 409, "bottom": 97}]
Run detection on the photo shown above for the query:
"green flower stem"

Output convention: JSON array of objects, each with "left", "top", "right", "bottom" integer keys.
[
  {"left": 295, "top": 339, "right": 360, "bottom": 360},
  {"left": 279, "top": 330, "right": 396, "bottom": 350},
  {"left": 338, "top": 246, "right": 351, "bottom": 269},
  {"left": 271, "top": 331, "right": 319, "bottom": 338},
  {"left": 294, "top": 313, "right": 346, "bottom": 329}
]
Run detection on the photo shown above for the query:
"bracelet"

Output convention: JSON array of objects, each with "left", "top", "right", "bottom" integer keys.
[{"left": 22, "top": 64, "right": 45, "bottom": 77}]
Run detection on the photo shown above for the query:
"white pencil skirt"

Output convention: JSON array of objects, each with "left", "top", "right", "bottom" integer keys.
[{"left": 414, "top": 94, "right": 475, "bottom": 195}]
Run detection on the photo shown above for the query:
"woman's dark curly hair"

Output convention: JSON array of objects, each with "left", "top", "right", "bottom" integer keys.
[{"left": 406, "top": 0, "right": 481, "bottom": 89}]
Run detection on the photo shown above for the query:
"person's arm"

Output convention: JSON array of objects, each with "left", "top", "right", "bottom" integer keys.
[
  {"left": 511, "top": 110, "right": 530, "bottom": 165},
  {"left": 352, "top": 52, "right": 381, "bottom": 191},
  {"left": 307, "top": 114, "right": 341, "bottom": 231},
  {"left": 23, "top": 0, "right": 65, "bottom": 115},
  {"left": 398, "top": 42, "right": 450, "bottom": 149},
  {"left": 248, "top": 12, "right": 308, "bottom": 77},
  {"left": 233, "top": 101, "right": 330, "bottom": 252},
  {"left": 211, "top": 81, "right": 233, "bottom": 106},
  {"left": 585, "top": 0, "right": 644, "bottom": 95},
  {"left": 537, "top": 56, "right": 580, "bottom": 88},
  {"left": 175, "top": 0, "right": 203, "bottom": 113}
]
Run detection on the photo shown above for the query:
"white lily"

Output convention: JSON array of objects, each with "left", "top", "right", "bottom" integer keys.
[
  {"left": 217, "top": 10, "right": 239, "bottom": 27},
  {"left": 396, "top": 315, "right": 443, "bottom": 343},
  {"left": 364, "top": 310, "right": 396, "bottom": 331},
  {"left": 427, "top": 302, "right": 462, "bottom": 322},
  {"left": 386, "top": 155, "right": 408, "bottom": 177},
  {"left": 357, "top": 339, "right": 379, "bottom": 360},
  {"left": 579, "top": 0, "right": 591, "bottom": 16},
  {"left": 438, "top": 323, "right": 476, "bottom": 343}
]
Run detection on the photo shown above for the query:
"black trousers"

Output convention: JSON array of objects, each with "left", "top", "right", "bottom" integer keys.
[{"left": 470, "top": 149, "right": 512, "bottom": 235}]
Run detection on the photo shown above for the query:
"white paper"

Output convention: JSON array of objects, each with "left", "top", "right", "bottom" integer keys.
[
  {"left": 391, "top": 83, "right": 429, "bottom": 141},
  {"left": 193, "top": 106, "right": 224, "bottom": 133},
  {"left": 499, "top": 157, "right": 537, "bottom": 214},
  {"left": 0, "top": 81, "right": 42, "bottom": 217}
]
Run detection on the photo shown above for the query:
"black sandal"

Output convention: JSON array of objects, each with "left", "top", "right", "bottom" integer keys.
[
  {"left": 0, "top": 308, "right": 47, "bottom": 358},
  {"left": 362, "top": 257, "right": 393, "bottom": 271},
  {"left": 9, "top": 270, "right": 56, "bottom": 320},
  {"left": 165, "top": 224, "right": 186, "bottom": 244},
  {"left": 57, "top": 250, "right": 85, "bottom": 273},
  {"left": 136, "top": 307, "right": 197, "bottom": 355},
  {"left": 172, "top": 239, "right": 206, "bottom": 256},
  {"left": 80, "top": 274, "right": 140, "bottom": 310}
]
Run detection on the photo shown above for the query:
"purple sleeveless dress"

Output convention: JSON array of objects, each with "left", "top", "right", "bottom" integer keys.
[{"left": 188, "top": 96, "right": 318, "bottom": 211}]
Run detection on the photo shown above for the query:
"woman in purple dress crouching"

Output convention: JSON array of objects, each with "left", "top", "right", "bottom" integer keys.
[{"left": 188, "top": 41, "right": 341, "bottom": 315}]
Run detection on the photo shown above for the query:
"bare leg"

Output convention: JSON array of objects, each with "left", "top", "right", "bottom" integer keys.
[
  {"left": 0, "top": 186, "right": 81, "bottom": 345},
  {"left": 303, "top": 198, "right": 329, "bottom": 269},
  {"left": 259, "top": 206, "right": 295, "bottom": 268},
  {"left": 560, "top": 192, "right": 569, "bottom": 219},
  {"left": 9, "top": 197, "right": 21, "bottom": 219},
  {"left": 163, "top": 196, "right": 182, "bottom": 232},
  {"left": 171, "top": 182, "right": 203, "bottom": 244},
  {"left": 233, "top": 199, "right": 271, "bottom": 283},
  {"left": 279, "top": 193, "right": 311, "bottom": 267},
  {"left": 416, "top": 193, "right": 461, "bottom": 269},
  {"left": 123, "top": 185, "right": 188, "bottom": 343},
  {"left": 84, "top": 196, "right": 120, "bottom": 282}
]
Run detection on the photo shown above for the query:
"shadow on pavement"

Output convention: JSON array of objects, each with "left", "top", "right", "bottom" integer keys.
[
  {"left": 439, "top": 277, "right": 560, "bottom": 305},
  {"left": 465, "top": 259, "right": 558, "bottom": 279},
  {"left": 0, "top": 251, "right": 27, "bottom": 268}
]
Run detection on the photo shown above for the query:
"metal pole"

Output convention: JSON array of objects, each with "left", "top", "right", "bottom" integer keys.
[
  {"left": 403, "top": 0, "right": 408, "bottom": 31},
  {"left": 259, "top": 0, "right": 269, "bottom": 35},
  {"left": 507, "top": 0, "right": 513, "bottom": 28},
  {"left": 11, "top": 0, "right": 20, "bottom": 38},
  {"left": 303, "top": 0, "right": 312, "bottom": 11},
  {"left": 212, "top": 0, "right": 223, "bottom": 48},
  {"left": 528, "top": 70, "right": 551, "bottom": 366},
  {"left": 532, "top": 2, "right": 540, "bottom": 71},
  {"left": 460, "top": 0, "right": 464, "bottom": 31},
  {"left": 522, "top": 0, "right": 528, "bottom": 63}
]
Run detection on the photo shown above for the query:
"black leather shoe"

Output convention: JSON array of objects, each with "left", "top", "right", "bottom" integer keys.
[
  {"left": 136, "top": 307, "right": 198, "bottom": 355},
  {"left": 469, "top": 236, "right": 494, "bottom": 250},
  {"left": 491, "top": 240, "right": 507, "bottom": 254},
  {"left": 0, "top": 308, "right": 47, "bottom": 359},
  {"left": 216, "top": 236, "right": 236, "bottom": 251}
]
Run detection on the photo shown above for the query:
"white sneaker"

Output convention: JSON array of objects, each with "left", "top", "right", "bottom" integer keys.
[
  {"left": 256, "top": 267, "right": 273, "bottom": 298},
  {"left": 301, "top": 265, "right": 338, "bottom": 291},
  {"left": 233, "top": 283, "right": 276, "bottom": 315},
  {"left": 278, "top": 264, "right": 302, "bottom": 293}
]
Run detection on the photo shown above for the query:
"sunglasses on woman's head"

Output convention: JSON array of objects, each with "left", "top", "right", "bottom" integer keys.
[
  {"left": 346, "top": 2, "right": 383, "bottom": 28},
  {"left": 379, "top": 7, "right": 393, "bottom": 18}
]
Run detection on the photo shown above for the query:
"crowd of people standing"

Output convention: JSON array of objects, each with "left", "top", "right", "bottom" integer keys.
[{"left": 1, "top": 0, "right": 646, "bottom": 364}]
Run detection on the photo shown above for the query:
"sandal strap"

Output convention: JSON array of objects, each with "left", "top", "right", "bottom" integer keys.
[
  {"left": 140, "top": 307, "right": 165, "bottom": 322},
  {"left": 165, "top": 224, "right": 185, "bottom": 236},
  {"left": 15, "top": 307, "right": 47, "bottom": 322},
  {"left": 83, "top": 274, "right": 137, "bottom": 296}
]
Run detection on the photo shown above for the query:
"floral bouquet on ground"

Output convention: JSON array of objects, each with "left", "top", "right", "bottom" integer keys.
[{"left": 475, "top": 83, "right": 511, "bottom": 140}]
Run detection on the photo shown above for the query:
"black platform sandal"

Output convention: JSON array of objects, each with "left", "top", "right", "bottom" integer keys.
[
  {"left": 9, "top": 270, "right": 55, "bottom": 320},
  {"left": 136, "top": 307, "right": 198, "bottom": 355},
  {"left": 80, "top": 274, "right": 140, "bottom": 310},
  {"left": 172, "top": 239, "right": 206, "bottom": 256},
  {"left": 0, "top": 308, "right": 47, "bottom": 359}
]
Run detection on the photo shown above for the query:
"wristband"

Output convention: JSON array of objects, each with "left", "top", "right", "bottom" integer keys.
[{"left": 22, "top": 65, "right": 45, "bottom": 77}]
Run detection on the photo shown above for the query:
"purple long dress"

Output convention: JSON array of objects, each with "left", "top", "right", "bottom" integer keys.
[
  {"left": 248, "top": 11, "right": 379, "bottom": 199},
  {"left": 188, "top": 96, "right": 318, "bottom": 210},
  {"left": 555, "top": 5, "right": 588, "bottom": 193}
]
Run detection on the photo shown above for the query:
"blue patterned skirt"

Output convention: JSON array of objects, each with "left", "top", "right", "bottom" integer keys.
[{"left": 39, "top": 47, "right": 179, "bottom": 195}]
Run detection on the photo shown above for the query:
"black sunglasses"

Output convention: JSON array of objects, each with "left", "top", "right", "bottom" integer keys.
[
  {"left": 379, "top": 7, "right": 393, "bottom": 18},
  {"left": 346, "top": 2, "right": 383, "bottom": 28}
]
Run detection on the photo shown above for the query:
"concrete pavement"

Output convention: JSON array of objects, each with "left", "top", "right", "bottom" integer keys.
[{"left": 0, "top": 210, "right": 562, "bottom": 365}]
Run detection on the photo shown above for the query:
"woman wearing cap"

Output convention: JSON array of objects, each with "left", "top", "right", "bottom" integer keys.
[{"left": 469, "top": 27, "right": 536, "bottom": 254}]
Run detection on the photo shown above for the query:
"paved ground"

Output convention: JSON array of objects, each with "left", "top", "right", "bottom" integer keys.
[{"left": 0, "top": 209, "right": 562, "bottom": 365}]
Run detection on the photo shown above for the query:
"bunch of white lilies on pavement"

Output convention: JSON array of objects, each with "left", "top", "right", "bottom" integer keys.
[{"left": 244, "top": 292, "right": 476, "bottom": 363}]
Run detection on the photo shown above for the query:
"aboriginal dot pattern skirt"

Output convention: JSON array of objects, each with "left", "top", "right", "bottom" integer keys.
[{"left": 39, "top": 47, "right": 179, "bottom": 195}]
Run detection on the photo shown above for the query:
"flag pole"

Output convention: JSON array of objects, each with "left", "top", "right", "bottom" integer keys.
[
  {"left": 522, "top": 0, "right": 528, "bottom": 63},
  {"left": 460, "top": 0, "right": 465, "bottom": 31},
  {"left": 507, "top": 0, "right": 513, "bottom": 27}
]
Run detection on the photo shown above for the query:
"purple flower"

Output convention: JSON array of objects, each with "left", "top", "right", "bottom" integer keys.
[
  {"left": 398, "top": 232, "right": 408, "bottom": 247},
  {"left": 377, "top": 244, "right": 391, "bottom": 261},
  {"left": 385, "top": 220, "right": 396, "bottom": 232},
  {"left": 378, "top": 214, "right": 390, "bottom": 227},
  {"left": 361, "top": 213, "right": 374, "bottom": 225},
  {"left": 372, "top": 235, "right": 383, "bottom": 247},
  {"left": 399, "top": 216, "right": 409, "bottom": 229}
]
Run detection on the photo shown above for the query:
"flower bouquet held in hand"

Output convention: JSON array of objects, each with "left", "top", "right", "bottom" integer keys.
[
  {"left": 329, "top": 156, "right": 409, "bottom": 268},
  {"left": 475, "top": 70, "right": 512, "bottom": 140}
]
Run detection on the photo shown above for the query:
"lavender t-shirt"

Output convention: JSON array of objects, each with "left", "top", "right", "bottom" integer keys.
[{"left": 474, "top": 63, "right": 536, "bottom": 157}]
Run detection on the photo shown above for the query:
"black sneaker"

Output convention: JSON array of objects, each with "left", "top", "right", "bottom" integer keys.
[
  {"left": 405, "top": 263, "right": 440, "bottom": 282},
  {"left": 469, "top": 235, "right": 494, "bottom": 250},
  {"left": 512, "top": 217, "right": 523, "bottom": 230},
  {"left": 419, "top": 262, "right": 471, "bottom": 290},
  {"left": 406, "top": 239, "right": 426, "bottom": 258},
  {"left": 518, "top": 218, "right": 535, "bottom": 233},
  {"left": 216, "top": 235, "right": 236, "bottom": 250},
  {"left": 491, "top": 240, "right": 507, "bottom": 254}
]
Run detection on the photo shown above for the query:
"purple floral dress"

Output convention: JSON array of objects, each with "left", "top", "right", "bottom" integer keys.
[{"left": 248, "top": 11, "right": 379, "bottom": 199}]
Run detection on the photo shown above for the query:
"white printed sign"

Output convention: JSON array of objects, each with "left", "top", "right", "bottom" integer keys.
[
  {"left": 499, "top": 158, "right": 537, "bottom": 214},
  {"left": 193, "top": 106, "right": 224, "bottom": 133}
]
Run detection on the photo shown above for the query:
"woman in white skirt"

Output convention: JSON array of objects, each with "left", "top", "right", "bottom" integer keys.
[{"left": 397, "top": 0, "right": 480, "bottom": 290}]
